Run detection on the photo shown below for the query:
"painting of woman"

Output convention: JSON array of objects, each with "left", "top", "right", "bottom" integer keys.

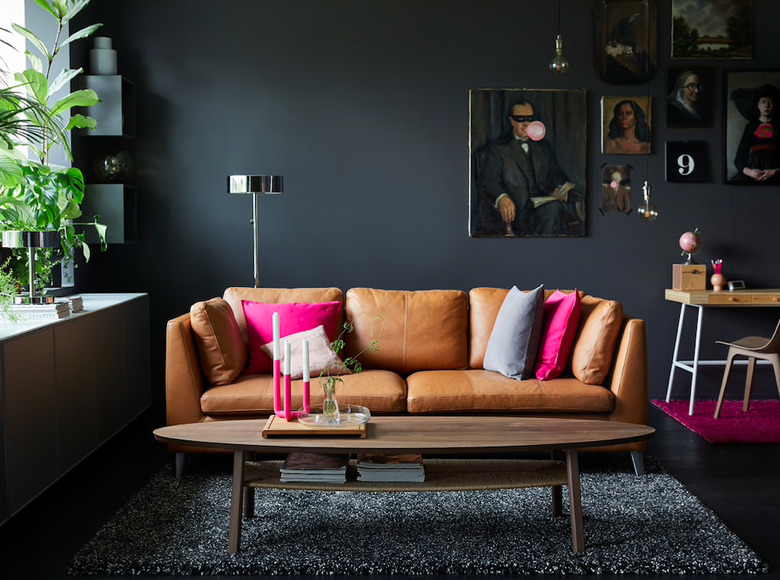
[{"left": 602, "top": 98, "right": 652, "bottom": 154}]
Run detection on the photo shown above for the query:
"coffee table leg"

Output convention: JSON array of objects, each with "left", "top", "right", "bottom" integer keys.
[
  {"left": 566, "top": 449, "right": 585, "bottom": 553},
  {"left": 551, "top": 485, "right": 562, "bottom": 517},
  {"left": 229, "top": 450, "right": 246, "bottom": 554}
]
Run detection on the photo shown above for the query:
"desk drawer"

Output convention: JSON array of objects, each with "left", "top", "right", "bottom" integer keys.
[
  {"left": 752, "top": 294, "right": 780, "bottom": 304},
  {"left": 707, "top": 293, "right": 754, "bottom": 304}
]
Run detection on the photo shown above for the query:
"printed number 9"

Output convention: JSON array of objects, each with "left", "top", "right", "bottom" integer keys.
[{"left": 677, "top": 154, "right": 695, "bottom": 176}]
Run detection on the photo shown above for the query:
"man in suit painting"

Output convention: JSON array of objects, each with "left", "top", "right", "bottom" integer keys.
[{"left": 478, "top": 100, "right": 583, "bottom": 236}]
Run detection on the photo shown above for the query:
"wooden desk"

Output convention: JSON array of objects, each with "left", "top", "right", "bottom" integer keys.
[{"left": 664, "top": 289, "right": 780, "bottom": 415}]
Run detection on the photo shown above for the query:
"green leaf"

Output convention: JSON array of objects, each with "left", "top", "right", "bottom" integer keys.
[
  {"left": 26, "top": 52, "right": 44, "bottom": 74},
  {"left": 49, "top": 68, "right": 81, "bottom": 95},
  {"left": 50, "top": 89, "right": 99, "bottom": 116},
  {"left": 51, "top": 0, "right": 68, "bottom": 17},
  {"left": 61, "top": 0, "right": 92, "bottom": 24},
  {"left": 61, "top": 199, "right": 82, "bottom": 219},
  {"left": 93, "top": 221, "right": 107, "bottom": 249},
  {"left": 80, "top": 239, "right": 90, "bottom": 261},
  {"left": 33, "top": 0, "right": 60, "bottom": 20},
  {"left": 0, "top": 156, "right": 24, "bottom": 188},
  {"left": 11, "top": 24, "right": 51, "bottom": 62},
  {"left": 60, "top": 23, "right": 102, "bottom": 49},
  {"left": 15, "top": 70, "right": 49, "bottom": 105},
  {"left": 65, "top": 114, "right": 97, "bottom": 131}
]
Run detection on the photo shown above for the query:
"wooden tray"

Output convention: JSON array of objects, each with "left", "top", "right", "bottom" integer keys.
[{"left": 261, "top": 415, "right": 367, "bottom": 438}]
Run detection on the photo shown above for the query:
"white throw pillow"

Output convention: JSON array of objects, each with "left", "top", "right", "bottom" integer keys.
[{"left": 260, "top": 325, "right": 345, "bottom": 379}]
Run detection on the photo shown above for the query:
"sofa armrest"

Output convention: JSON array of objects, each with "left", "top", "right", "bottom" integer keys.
[
  {"left": 607, "top": 317, "right": 648, "bottom": 426},
  {"left": 166, "top": 313, "right": 207, "bottom": 426}
]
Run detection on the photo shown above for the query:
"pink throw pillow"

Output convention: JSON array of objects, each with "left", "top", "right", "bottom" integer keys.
[
  {"left": 534, "top": 290, "right": 582, "bottom": 381},
  {"left": 242, "top": 300, "right": 342, "bottom": 374}
]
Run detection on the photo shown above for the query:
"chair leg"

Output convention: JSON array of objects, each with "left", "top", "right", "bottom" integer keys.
[
  {"left": 715, "top": 350, "right": 737, "bottom": 418},
  {"left": 744, "top": 357, "right": 757, "bottom": 412},
  {"left": 771, "top": 355, "right": 780, "bottom": 402}
]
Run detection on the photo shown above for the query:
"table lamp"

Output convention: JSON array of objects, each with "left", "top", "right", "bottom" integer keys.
[{"left": 227, "top": 175, "right": 283, "bottom": 287}]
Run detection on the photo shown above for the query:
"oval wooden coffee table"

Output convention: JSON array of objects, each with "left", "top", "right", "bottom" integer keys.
[{"left": 154, "top": 416, "right": 654, "bottom": 554}]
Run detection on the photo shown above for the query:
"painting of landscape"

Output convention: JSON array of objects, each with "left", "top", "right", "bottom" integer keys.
[{"left": 672, "top": 0, "right": 752, "bottom": 59}]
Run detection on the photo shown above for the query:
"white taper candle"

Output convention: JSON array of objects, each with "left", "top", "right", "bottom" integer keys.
[
  {"left": 302, "top": 338, "right": 310, "bottom": 382},
  {"left": 273, "top": 312, "right": 281, "bottom": 360}
]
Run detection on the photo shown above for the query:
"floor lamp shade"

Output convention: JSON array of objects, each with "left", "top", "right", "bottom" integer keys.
[
  {"left": 228, "top": 175, "right": 284, "bottom": 195},
  {"left": 227, "top": 175, "right": 284, "bottom": 288}
]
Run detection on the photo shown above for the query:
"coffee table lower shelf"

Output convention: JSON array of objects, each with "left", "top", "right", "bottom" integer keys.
[
  {"left": 238, "top": 457, "right": 581, "bottom": 554},
  {"left": 244, "top": 458, "right": 567, "bottom": 491}
]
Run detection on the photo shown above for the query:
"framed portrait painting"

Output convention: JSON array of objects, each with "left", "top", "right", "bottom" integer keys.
[
  {"left": 666, "top": 66, "right": 714, "bottom": 128},
  {"left": 593, "top": 0, "right": 658, "bottom": 85},
  {"left": 601, "top": 96, "right": 652, "bottom": 154},
  {"left": 724, "top": 71, "right": 780, "bottom": 184},
  {"left": 672, "top": 0, "right": 752, "bottom": 59},
  {"left": 468, "top": 89, "right": 587, "bottom": 238}
]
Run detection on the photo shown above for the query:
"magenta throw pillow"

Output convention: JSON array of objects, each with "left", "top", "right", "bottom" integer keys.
[
  {"left": 242, "top": 300, "right": 342, "bottom": 374},
  {"left": 534, "top": 290, "right": 582, "bottom": 381}
]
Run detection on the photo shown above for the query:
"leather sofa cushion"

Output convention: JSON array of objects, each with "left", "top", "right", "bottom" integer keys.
[
  {"left": 222, "top": 287, "right": 344, "bottom": 343},
  {"left": 190, "top": 298, "right": 248, "bottom": 385},
  {"left": 406, "top": 369, "right": 614, "bottom": 414},
  {"left": 571, "top": 296, "right": 624, "bottom": 385},
  {"left": 345, "top": 288, "right": 469, "bottom": 375},
  {"left": 201, "top": 369, "right": 408, "bottom": 414}
]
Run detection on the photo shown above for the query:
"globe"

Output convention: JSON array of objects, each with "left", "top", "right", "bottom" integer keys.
[{"left": 679, "top": 229, "right": 701, "bottom": 264}]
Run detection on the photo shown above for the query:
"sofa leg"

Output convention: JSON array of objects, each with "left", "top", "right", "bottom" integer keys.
[
  {"left": 174, "top": 452, "right": 186, "bottom": 479},
  {"left": 630, "top": 451, "right": 644, "bottom": 476}
]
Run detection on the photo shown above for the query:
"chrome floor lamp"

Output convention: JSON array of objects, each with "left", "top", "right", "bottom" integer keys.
[{"left": 227, "top": 175, "right": 284, "bottom": 287}]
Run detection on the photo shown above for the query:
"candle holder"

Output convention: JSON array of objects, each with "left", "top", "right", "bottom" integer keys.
[{"left": 272, "top": 313, "right": 311, "bottom": 421}]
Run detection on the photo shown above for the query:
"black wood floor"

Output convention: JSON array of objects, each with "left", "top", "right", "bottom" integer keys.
[{"left": 1, "top": 403, "right": 778, "bottom": 580}]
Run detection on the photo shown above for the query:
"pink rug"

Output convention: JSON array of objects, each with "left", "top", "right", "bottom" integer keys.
[{"left": 653, "top": 399, "right": 780, "bottom": 444}]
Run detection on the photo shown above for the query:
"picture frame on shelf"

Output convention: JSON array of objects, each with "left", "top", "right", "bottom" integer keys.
[
  {"left": 666, "top": 66, "right": 715, "bottom": 128},
  {"left": 468, "top": 88, "right": 587, "bottom": 238},
  {"left": 723, "top": 70, "right": 780, "bottom": 184},
  {"left": 601, "top": 96, "right": 652, "bottom": 154},
  {"left": 671, "top": 0, "right": 752, "bottom": 60},
  {"left": 666, "top": 141, "right": 710, "bottom": 183}
]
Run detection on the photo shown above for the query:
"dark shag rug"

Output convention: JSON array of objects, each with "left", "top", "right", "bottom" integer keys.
[
  {"left": 653, "top": 399, "right": 780, "bottom": 444},
  {"left": 68, "top": 456, "right": 768, "bottom": 576}
]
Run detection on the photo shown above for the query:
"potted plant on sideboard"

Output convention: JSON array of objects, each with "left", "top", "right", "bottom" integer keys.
[{"left": 0, "top": 0, "right": 107, "bottom": 305}]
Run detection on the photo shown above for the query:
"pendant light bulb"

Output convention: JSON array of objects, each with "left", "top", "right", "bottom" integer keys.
[
  {"left": 549, "top": 35, "right": 569, "bottom": 74},
  {"left": 638, "top": 181, "right": 659, "bottom": 222}
]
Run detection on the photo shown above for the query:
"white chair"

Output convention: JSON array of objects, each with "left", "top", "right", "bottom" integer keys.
[{"left": 714, "top": 320, "right": 780, "bottom": 418}]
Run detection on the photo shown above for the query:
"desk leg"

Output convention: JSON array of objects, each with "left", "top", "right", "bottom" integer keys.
[
  {"left": 229, "top": 450, "right": 246, "bottom": 554},
  {"left": 688, "top": 306, "right": 704, "bottom": 416},
  {"left": 566, "top": 449, "right": 585, "bottom": 553},
  {"left": 666, "top": 303, "right": 687, "bottom": 402}
]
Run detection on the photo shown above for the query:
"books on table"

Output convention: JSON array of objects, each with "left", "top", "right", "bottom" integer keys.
[
  {"left": 357, "top": 453, "right": 425, "bottom": 482},
  {"left": 279, "top": 452, "right": 350, "bottom": 483}
]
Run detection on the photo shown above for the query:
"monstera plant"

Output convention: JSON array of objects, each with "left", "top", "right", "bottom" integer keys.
[{"left": 0, "top": 0, "right": 106, "bottom": 301}]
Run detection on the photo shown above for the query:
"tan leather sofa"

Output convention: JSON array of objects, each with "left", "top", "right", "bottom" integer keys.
[{"left": 166, "top": 287, "right": 648, "bottom": 474}]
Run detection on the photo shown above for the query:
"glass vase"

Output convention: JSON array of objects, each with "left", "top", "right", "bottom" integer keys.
[{"left": 322, "top": 383, "right": 341, "bottom": 425}]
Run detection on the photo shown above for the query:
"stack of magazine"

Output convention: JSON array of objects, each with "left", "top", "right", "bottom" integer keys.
[
  {"left": 356, "top": 453, "right": 425, "bottom": 482},
  {"left": 279, "top": 452, "right": 350, "bottom": 483}
]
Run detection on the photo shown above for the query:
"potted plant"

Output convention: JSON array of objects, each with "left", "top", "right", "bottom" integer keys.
[{"left": 0, "top": 0, "right": 106, "bottom": 303}]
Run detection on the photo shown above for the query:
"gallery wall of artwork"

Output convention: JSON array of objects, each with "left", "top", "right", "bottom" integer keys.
[{"left": 67, "top": 0, "right": 780, "bottom": 401}]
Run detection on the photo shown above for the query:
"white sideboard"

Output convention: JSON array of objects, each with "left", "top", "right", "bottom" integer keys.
[{"left": 0, "top": 293, "right": 151, "bottom": 524}]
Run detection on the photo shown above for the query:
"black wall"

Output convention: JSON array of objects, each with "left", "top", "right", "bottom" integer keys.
[{"left": 69, "top": 0, "right": 780, "bottom": 404}]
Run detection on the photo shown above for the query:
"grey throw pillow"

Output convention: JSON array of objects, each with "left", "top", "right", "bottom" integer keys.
[{"left": 483, "top": 284, "right": 545, "bottom": 380}]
